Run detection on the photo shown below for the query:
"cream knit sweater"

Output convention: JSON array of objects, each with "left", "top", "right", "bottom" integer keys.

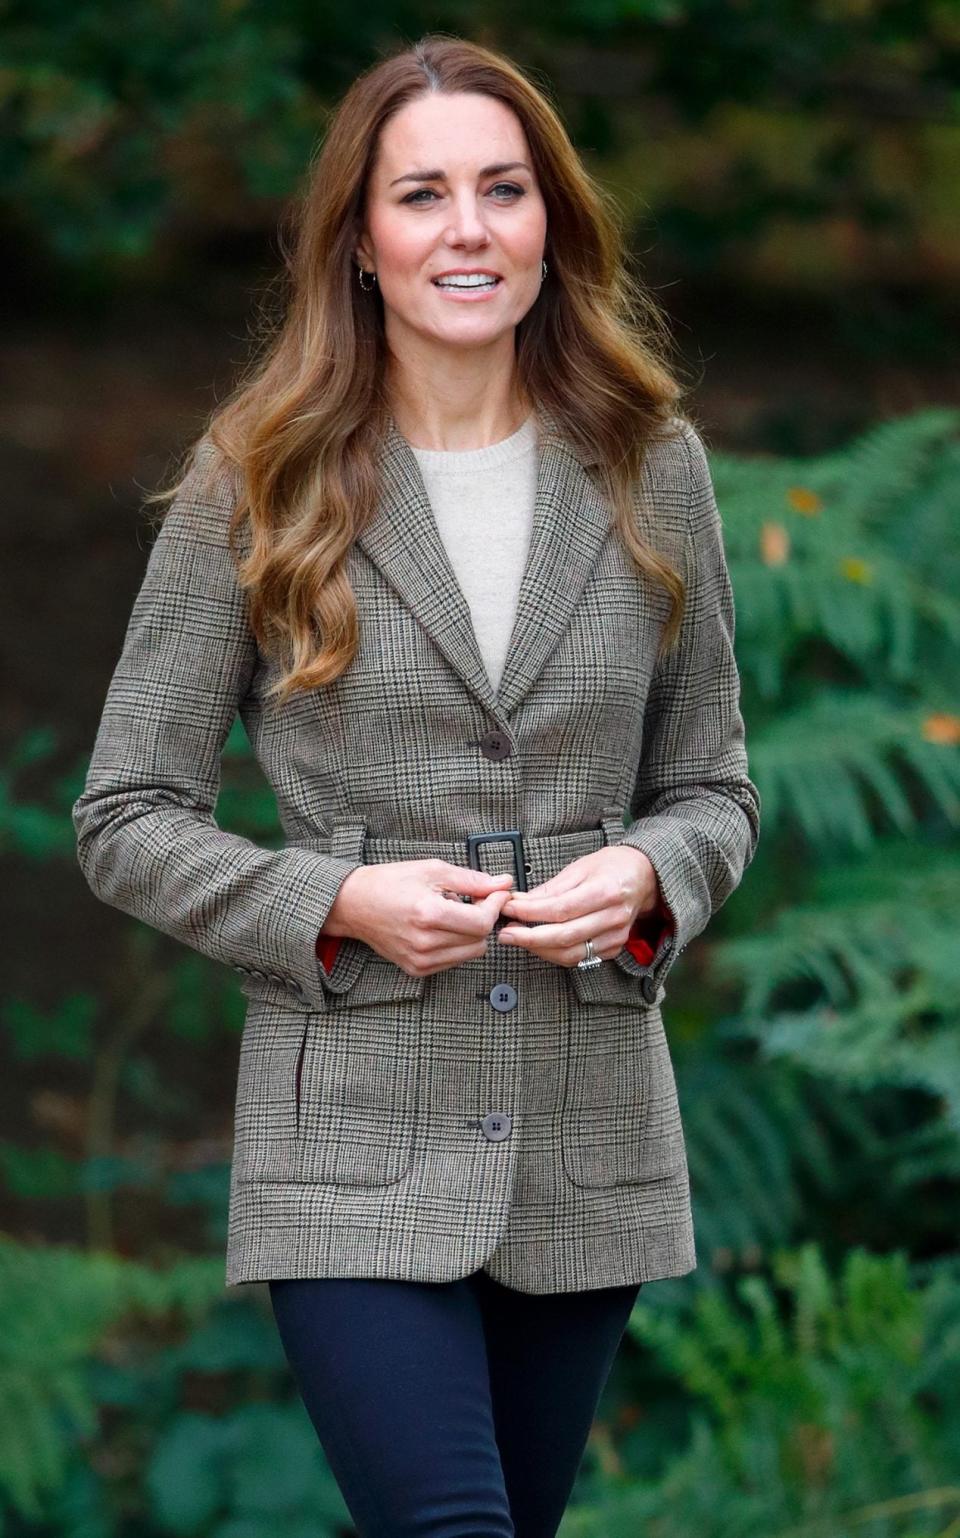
[{"left": 409, "top": 410, "right": 538, "bottom": 696}]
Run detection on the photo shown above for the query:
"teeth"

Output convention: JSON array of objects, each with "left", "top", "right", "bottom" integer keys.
[{"left": 434, "top": 275, "right": 499, "bottom": 288}]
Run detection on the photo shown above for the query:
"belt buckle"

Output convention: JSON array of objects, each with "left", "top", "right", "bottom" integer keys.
[{"left": 466, "top": 828, "right": 528, "bottom": 893}]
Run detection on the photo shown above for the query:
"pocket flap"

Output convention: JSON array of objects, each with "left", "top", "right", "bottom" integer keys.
[
  {"left": 326, "top": 947, "right": 426, "bottom": 1008},
  {"left": 238, "top": 950, "right": 425, "bottom": 1013},
  {"left": 567, "top": 957, "right": 664, "bottom": 1009}
]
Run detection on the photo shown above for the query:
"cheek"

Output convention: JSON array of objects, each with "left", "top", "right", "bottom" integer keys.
[
  {"left": 507, "top": 202, "right": 547, "bottom": 263},
  {"left": 369, "top": 214, "right": 430, "bottom": 279}
]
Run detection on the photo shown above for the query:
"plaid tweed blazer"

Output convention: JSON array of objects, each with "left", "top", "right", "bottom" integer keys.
[{"left": 71, "top": 408, "right": 760, "bottom": 1293}]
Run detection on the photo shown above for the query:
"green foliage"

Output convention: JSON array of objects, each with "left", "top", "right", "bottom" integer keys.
[
  {"left": 684, "top": 407, "right": 960, "bottom": 1251},
  {"left": 145, "top": 1404, "right": 349, "bottom": 1536},
  {"left": 3, "top": 993, "right": 97, "bottom": 1063},
  {"left": 711, "top": 408, "right": 960, "bottom": 704},
  {"left": 563, "top": 1246, "right": 960, "bottom": 1537},
  {"left": 676, "top": 1052, "right": 885, "bottom": 1264},
  {"left": 0, "top": 728, "right": 74, "bottom": 857},
  {"left": 0, "top": 1234, "right": 223, "bottom": 1521},
  {"left": 0, "top": 1235, "right": 350, "bottom": 1534}
]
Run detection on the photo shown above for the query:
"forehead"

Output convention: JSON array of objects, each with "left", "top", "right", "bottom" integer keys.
[{"left": 372, "top": 92, "right": 528, "bottom": 176}]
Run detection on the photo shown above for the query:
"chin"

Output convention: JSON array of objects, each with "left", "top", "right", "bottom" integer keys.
[
  {"left": 422, "top": 319, "right": 507, "bottom": 342},
  {"left": 444, "top": 328, "right": 512, "bottom": 347}
]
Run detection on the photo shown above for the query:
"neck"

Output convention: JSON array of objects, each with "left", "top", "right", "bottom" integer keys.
[{"left": 384, "top": 363, "right": 531, "bottom": 451}]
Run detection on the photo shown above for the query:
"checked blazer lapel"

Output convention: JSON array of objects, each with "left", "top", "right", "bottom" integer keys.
[{"left": 357, "top": 407, "right": 615, "bottom": 726}]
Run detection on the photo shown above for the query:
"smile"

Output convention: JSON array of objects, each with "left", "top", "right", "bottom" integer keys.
[{"left": 432, "top": 275, "right": 502, "bottom": 299}]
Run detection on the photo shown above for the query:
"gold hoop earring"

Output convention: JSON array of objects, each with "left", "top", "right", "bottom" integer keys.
[{"left": 358, "top": 266, "right": 377, "bottom": 292}]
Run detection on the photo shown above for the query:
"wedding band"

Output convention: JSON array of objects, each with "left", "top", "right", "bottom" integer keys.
[{"left": 577, "top": 937, "right": 602, "bottom": 970}]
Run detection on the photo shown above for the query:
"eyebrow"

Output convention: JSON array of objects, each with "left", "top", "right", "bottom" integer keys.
[{"left": 389, "top": 161, "right": 532, "bottom": 187}]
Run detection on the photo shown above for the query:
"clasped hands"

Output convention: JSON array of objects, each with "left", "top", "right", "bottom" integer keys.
[{"left": 327, "top": 844, "right": 663, "bottom": 976}]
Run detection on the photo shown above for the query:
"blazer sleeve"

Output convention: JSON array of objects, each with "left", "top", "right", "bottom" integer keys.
[
  {"left": 70, "top": 437, "right": 363, "bottom": 1014},
  {"left": 614, "top": 419, "right": 761, "bottom": 992}
]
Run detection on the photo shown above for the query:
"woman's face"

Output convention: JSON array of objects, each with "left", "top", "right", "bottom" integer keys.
[{"left": 355, "top": 91, "right": 547, "bottom": 356}]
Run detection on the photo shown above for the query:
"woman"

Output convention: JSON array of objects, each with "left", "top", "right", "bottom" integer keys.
[{"left": 72, "top": 33, "right": 760, "bottom": 1538}]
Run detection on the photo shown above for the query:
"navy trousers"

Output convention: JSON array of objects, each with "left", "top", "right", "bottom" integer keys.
[{"left": 268, "top": 1267, "right": 642, "bottom": 1538}]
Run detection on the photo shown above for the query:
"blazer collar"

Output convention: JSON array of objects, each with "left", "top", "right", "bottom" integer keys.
[{"left": 356, "top": 406, "right": 613, "bottom": 725}]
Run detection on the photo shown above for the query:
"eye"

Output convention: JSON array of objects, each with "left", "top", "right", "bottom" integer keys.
[{"left": 400, "top": 183, "right": 526, "bottom": 205}]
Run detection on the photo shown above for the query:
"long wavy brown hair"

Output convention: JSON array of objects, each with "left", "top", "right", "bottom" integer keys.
[{"left": 147, "top": 32, "right": 695, "bottom": 707}]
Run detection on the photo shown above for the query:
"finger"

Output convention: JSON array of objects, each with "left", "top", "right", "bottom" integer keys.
[
  {"left": 414, "top": 898, "right": 512, "bottom": 969},
  {"left": 500, "top": 919, "right": 625, "bottom": 965},
  {"left": 497, "top": 908, "right": 620, "bottom": 949},
  {"left": 500, "top": 880, "right": 603, "bottom": 926},
  {"left": 431, "top": 862, "right": 515, "bottom": 899},
  {"left": 411, "top": 937, "right": 493, "bottom": 973},
  {"left": 509, "top": 858, "right": 592, "bottom": 901},
  {"left": 557, "top": 921, "right": 625, "bottom": 965},
  {"left": 426, "top": 886, "right": 515, "bottom": 940}
]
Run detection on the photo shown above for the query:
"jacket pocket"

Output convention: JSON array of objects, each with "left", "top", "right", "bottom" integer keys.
[
  {"left": 560, "top": 979, "right": 687, "bottom": 1189},
  {"left": 232, "top": 975, "right": 424, "bottom": 1186}
]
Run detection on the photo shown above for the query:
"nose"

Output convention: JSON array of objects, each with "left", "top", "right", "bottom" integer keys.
[{"left": 443, "top": 191, "right": 491, "bottom": 246}]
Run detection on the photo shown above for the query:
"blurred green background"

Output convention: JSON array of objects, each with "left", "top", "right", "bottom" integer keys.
[{"left": 2, "top": 2, "right": 959, "bottom": 1534}]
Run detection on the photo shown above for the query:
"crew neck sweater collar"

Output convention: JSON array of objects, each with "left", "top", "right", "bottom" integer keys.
[{"left": 406, "top": 411, "right": 538, "bottom": 475}]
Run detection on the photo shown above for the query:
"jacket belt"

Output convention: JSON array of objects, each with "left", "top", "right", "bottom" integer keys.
[{"left": 314, "top": 805, "right": 629, "bottom": 895}]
